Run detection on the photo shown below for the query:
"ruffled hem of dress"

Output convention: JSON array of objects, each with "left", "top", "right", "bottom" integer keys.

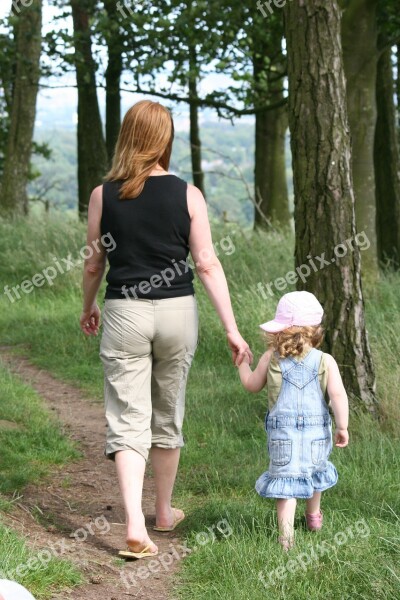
[{"left": 255, "top": 462, "right": 338, "bottom": 499}]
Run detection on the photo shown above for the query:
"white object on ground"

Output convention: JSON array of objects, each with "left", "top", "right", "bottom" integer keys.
[{"left": 0, "top": 580, "right": 36, "bottom": 600}]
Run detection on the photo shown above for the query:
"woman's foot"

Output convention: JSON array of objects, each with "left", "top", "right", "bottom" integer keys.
[
  {"left": 126, "top": 535, "right": 158, "bottom": 555},
  {"left": 305, "top": 510, "right": 323, "bottom": 531},
  {"left": 126, "top": 513, "right": 158, "bottom": 554},
  {"left": 154, "top": 507, "right": 185, "bottom": 531}
]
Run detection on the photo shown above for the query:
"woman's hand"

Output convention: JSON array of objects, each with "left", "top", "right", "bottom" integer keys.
[
  {"left": 226, "top": 330, "right": 253, "bottom": 366},
  {"left": 80, "top": 304, "right": 101, "bottom": 336}
]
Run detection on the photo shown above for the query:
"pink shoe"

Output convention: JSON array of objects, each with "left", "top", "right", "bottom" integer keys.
[{"left": 305, "top": 510, "right": 323, "bottom": 531}]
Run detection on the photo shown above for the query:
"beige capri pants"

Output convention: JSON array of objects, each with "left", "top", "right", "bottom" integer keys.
[{"left": 99, "top": 295, "right": 198, "bottom": 461}]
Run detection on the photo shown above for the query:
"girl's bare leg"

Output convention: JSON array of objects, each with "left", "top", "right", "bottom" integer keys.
[
  {"left": 306, "top": 491, "right": 322, "bottom": 515},
  {"left": 276, "top": 498, "right": 297, "bottom": 549}
]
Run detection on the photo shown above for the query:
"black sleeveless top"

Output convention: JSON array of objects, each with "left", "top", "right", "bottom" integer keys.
[{"left": 101, "top": 175, "right": 194, "bottom": 300}]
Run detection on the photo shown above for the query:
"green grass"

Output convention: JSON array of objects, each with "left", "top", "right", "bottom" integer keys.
[
  {"left": 173, "top": 414, "right": 400, "bottom": 599},
  {"left": 0, "top": 524, "right": 82, "bottom": 599},
  {"left": 0, "top": 366, "right": 80, "bottom": 493},
  {"left": 0, "top": 216, "right": 399, "bottom": 599},
  {"left": 0, "top": 366, "right": 82, "bottom": 598}
]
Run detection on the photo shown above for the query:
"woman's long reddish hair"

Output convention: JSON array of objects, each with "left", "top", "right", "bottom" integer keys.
[{"left": 105, "top": 100, "right": 174, "bottom": 199}]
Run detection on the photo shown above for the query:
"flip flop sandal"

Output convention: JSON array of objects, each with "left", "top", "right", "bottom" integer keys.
[
  {"left": 118, "top": 544, "right": 158, "bottom": 559},
  {"left": 153, "top": 508, "right": 185, "bottom": 532}
]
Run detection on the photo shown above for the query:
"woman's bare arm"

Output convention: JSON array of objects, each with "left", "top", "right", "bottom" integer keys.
[
  {"left": 80, "top": 186, "right": 106, "bottom": 336},
  {"left": 187, "top": 184, "right": 252, "bottom": 364}
]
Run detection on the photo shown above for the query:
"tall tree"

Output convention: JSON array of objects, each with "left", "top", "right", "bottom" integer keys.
[
  {"left": 102, "top": 0, "right": 124, "bottom": 164},
  {"left": 285, "top": 0, "right": 376, "bottom": 408},
  {"left": 215, "top": 4, "right": 290, "bottom": 228},
  {"left": 70, "top": 0, "right": 107, "bottom": 218},
  {"left": 340, "top": 0, "right": 379, "bottom": 274},
  {"left": 0, "top": 0, "right": 43, "bottom": 216},
  {"left": 135, "top": 0, "right": 213, "bottom": 196},
  {"left": 374, "top": 2, "right": 400, "bottom": 269},
  {"left": 374, "top": 43, "right": 400, "bottom": 268},
  {"left": 186, "top": 42, "right": 205, "bottom": 195},
  {"left": 0, "top": 27, "right": 15, "bottom": 178},
  {"left": 253, "top": 22, "right": 289, "bottom": 228},
  {"left": 397, "top": 45, "right": 400, "bottom": 140},
  {"left": 126, "top": 0, "right": 289, "bottom": 216}
]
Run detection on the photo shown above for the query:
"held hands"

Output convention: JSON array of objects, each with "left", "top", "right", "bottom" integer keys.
[
  {"left": 226, "top": 330, "right": 253, "bottom": 366},
  {"left": 80, "top": 304, "right": 101, "bottom": 336},
  {"left": 335, "top": 428, "right": 349, "bottom": 448},
  {"left": 236, "top": 352, "right": 251, "bottom": 367}
]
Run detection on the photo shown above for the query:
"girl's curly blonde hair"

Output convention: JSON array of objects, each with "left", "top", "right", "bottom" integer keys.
[{"left": 266, "top": 325, "right": 324, "bottom": 358}]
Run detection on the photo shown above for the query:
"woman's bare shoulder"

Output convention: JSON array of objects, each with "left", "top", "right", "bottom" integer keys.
[{"left": 187, "top": 183, "right": 206, "bottom": 218}]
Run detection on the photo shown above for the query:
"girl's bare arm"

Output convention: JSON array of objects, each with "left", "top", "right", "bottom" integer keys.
[
  {"left": 325, "top": 354, "right": 349, "bottom": 447},
  {"left": 237, "top": 349, "right": 273, "bottom": 393}
]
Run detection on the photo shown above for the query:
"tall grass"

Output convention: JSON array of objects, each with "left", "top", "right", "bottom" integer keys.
[
  {"left": 0, "top": 366, "right": 80, "bottom": 493},
  {"left": 0, "top": 524, "right": 82, "bottom": 599},
  {"left": 0, "top": 216, "right": 399, "bottom": 599},
  {"left": 0, "top": 358, "right": 82, "bottom": 597}
]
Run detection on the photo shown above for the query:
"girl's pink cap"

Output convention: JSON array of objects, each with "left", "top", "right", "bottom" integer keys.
[{"left": 260, "top": 291, "right": 324, "bottom": 333}]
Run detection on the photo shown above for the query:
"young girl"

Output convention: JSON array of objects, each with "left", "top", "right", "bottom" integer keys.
[{"left": 238, "top": 291, "right": 349, "bottom": 550}]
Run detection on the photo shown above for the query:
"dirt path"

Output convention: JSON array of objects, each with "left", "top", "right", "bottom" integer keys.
[{"left": 0, "top": 348, "right": 184, "bottom": 600}]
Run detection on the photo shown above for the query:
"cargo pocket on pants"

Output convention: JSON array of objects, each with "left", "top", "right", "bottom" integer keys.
[{"left": 269, "top": 440, "right": 292, "bottom": 466}]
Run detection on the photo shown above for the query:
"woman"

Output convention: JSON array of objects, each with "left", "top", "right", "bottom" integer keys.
[{"left": 80, "top": 100, "right": 251, "bottom": 558}]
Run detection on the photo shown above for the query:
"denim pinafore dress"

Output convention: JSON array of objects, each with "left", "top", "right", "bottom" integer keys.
[{"left": 255, "top": 348, "right": 338, "bottom": 499}]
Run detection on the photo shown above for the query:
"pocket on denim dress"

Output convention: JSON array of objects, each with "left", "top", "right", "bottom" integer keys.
[
  {"left": 269, "top": 440, "right": 292, "bottom": 466},
  {"left": 311, "top": 437, "right": 330, "bottom": 466}
]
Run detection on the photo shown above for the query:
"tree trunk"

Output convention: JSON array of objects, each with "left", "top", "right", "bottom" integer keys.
[
  {"left": 254, "top": 41, "right": 289, "bottom": 229},
  {"left": 0, "top": 0, "right": 42, "bottom": 216},
  {"left": 104, "top": 0, "right": 123, "bottom": 164},
  {"left": 285, "top": 0, "right": 376, "bottom": 409},
  {"left": 188, "top": 45, "right": 205, "bottom": 196},
  {"left": 341, "top": 0, "right": 379, "bottom": 274},
  {"left": 71, "top": 0, "right": 108, "bottom": 218},
  {"left": 374, "top": 43, "right": 400, "bottom": 269},
  {"left": 254, "top": 105, "right": 289, "bottom": 228},
  {"left": 397, "top": 45, "right": 400, "bottom": 145}
]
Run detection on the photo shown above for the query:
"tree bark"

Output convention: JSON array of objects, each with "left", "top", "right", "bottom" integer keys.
[
  {"left": 285, "top": 0, "right": 376, "bottom": 409},
  {"left": 397, "top": 45, "right": 400, "bottom": 145},
  {"left": 341, "top": 0, "right": 379, "bottom": 274},
  {"left": 104, "top": 0, "right": 123, "bottom": 164},
  {"left": 0, "top": 0, "right": 42, "bottom": 216},
  {"left": 254, "top": 102, "right": 289, "bottom": 228},
  {"left": 254, "top": 42, "right": 289, "bottom": 229},
  {"left": 374, "top": 43, "right": 400, "bottom": 268},
  {"left": 71, "top": 0, "right": 108, "bottom": 218},
  {"left": 188, "top": 45, "right": 205, "bottom": 196}
]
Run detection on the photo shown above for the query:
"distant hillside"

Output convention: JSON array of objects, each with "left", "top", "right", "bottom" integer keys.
[{"left": 31, "top": 121, "right": 293, "bottom": 227}]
